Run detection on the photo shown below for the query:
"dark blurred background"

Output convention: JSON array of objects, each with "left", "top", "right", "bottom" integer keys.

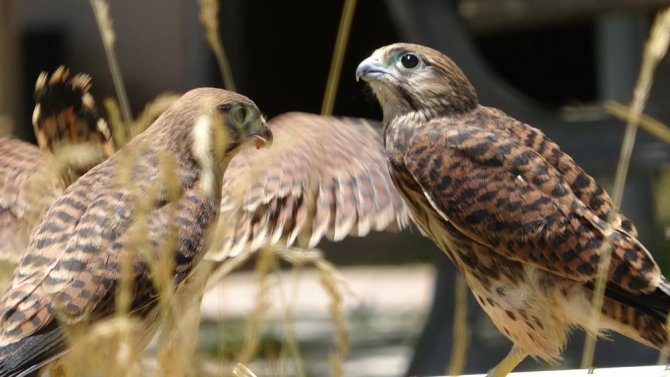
[{"left": 2, "top": 0, "right": 670, "bottom": 375}]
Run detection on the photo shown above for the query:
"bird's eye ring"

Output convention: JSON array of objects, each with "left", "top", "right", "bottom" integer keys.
[
  {"left": 230, "top": 105, "right": 250, "bottom": 129},
  {"left": 218, "top": 102, "right": 252, "bottom": 130},
  {"left": 400, "top": 53, "right": 420, "bottom": 69}
]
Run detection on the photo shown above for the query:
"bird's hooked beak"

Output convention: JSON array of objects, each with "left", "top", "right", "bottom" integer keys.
[
  {"left": 356, "top": 56, "right": 389, "bottom": 82},
  {"left": 251, "top": 121, "right": 273, "bottom": 149}
]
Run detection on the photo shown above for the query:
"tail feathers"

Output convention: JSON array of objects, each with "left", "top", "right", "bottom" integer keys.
[
  {"left": 603, "top": 282, "right": 670, "bottom": 323},
  {"left": 598, "top": 282, "right": 670, "bottom": 349},
  {"left": 0, "top": 321, "right": 65, "bottom": 377}
]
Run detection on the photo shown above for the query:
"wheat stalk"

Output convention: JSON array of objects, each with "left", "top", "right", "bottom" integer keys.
[
  {"left": 581, "top": 6, "right": 670, "bottom": 369},
  {"left": 89, "top": 0, "right": 133, "bottom": 137},
  {"left": 199, "top": 0, "right": 236, "bottom": 91},
  {"left": 321, "top": 0, "right": 358, "bottom": 115}
]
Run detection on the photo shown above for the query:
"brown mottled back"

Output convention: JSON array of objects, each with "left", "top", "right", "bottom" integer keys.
[{"left": 0, "top": 88, "right": 271, "bottom": 376}]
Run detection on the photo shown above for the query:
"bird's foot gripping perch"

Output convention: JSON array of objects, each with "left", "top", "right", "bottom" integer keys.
[{"left": 486, "top": 346, "right": 527, "bottom": 377}]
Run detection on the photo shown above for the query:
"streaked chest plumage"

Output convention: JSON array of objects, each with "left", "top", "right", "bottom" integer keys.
[{"left": 384, "top": 118, "right": 592, "bottom": 361}]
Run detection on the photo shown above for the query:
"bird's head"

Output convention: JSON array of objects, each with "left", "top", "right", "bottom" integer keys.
[
  {"left": 156, "top": 88, "right": 272, "bottom": 157},
  {"left": 149, "top": 88, "right": 272, "bottom": 194},
  {"left": 356, "top": 43, "right": 478, "bottom": 120}
]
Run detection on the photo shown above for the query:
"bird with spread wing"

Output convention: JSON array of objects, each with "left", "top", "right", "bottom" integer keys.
[
  {"left": 0, "top": 67, "right": 113, "bottom": 262},
  {"left": 0, "top": 67, "right": 409, "bottom": 375},
  {"left": 0, "top": 70, "right": 409, "bottom": 266},
  {"left": 356, "top": 42, "right": 670, "bottom": 376},
  {"left": 0, "top": 88, "right": 272, "bottom": 377}
]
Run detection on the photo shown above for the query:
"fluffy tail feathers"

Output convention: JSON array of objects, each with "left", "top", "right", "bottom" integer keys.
[{"left": 0, "top": 321, "right": 64, "bottom": 377}]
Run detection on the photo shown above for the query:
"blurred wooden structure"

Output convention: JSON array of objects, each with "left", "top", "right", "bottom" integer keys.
[
  {"left": 460, "top": 0, "right": 669, "bottom": 33},
  {"left": 0, "top": 0, "right": 18, "bottom": 135}
]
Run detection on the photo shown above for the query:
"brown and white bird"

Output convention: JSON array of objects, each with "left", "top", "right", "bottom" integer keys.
[
  {"left": 356, "top": 42, "right": 670, "bottom": 375},
  {"left": 0, "top": 67, "right": 113, "bottom": 262},
  {"left": 0, "top": 68, "right": 408, "bottom": 264},
  {"left": 0, "top": 88, "right": 272, "bottom": 377}
]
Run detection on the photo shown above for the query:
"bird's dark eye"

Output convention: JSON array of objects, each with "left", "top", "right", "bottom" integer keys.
[
  {"left": 217, "top": 103, "right": 232, "bottom": 113},
  {"left": 400, "top": 53, "right": 419, "bottom": 69}
]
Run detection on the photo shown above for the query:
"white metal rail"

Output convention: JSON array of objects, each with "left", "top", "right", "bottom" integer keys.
[{"left": 452, "top": 365, "right": 669, "bottom": 377}]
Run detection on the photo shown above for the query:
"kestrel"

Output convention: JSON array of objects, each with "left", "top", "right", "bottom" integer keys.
[
  {"left": 0, "top": 69, "right": 409, "bottom": 267},
  {"left": 356, "top": 42, "right": 670, "bottom": 375},
  {"left": 0, "top": 88, "right": 272, "bottom": 376},
  {"left": 0, "top": 71, "right": 409, "bottom": 374},
  {"left": 0, "top": 67, "right": 113, "bottom": 262}
]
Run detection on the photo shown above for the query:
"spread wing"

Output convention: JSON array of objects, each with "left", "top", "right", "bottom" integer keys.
[
  {"left": 208, "top": 112, "right": 409, "bottom": 261},
  {"left": 0, "top": 153, "right": 217, "bottom": 346},
  {"left": 0, "top": 138, "right": 62, "bottom": 262},
  {"left": 401, "top": 112, "right": 660, "bottom": 294}
]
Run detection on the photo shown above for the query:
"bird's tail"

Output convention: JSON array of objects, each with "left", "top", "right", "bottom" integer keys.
[
  {"left": 0, "top": 321, "right": 65, "bottom": 377},
  {"left": 33, "top": 66, "right": 113, "bottom": 152},
  {"left": 600, "top": 282, "right": 670, "bottom": 350}
]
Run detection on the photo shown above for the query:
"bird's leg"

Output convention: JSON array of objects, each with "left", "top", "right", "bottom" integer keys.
[{"left": 486, "top": 346, "right": 527, "bottom": 377}]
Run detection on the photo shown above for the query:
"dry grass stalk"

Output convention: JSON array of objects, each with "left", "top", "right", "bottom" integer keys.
[
  {"left": 316, "top": 259, "right": 349, "bottom": 377},
  {"left": 279, "top": 251, "right": 352, "bottom": 377},
  {"left": 198, "top": 0, "right": 237, "bottom": 92},
  {"left": 205, "top": 247, "right": 255, "bottom": 290},
  {"left": 144, "top": 154, "right": 181, "bottom": 314},
  {"left": 447, "top": 274, "right": 470, "bottom": 376},
  {"left": 237, "top": 245, "right": 275, "bottom": 364},
  {"left": 278, "top": 271, "right": 308, "bottom": 377},
  {"left": 104, "top": 97, "right": 129, "bottom": 148},
  {"left": 275, "top": 249, "right": 317, "bottom": 377},
  {"left": 112, "top": 144, "right": 141, "bottom": 317},
  {"left": 321, "top": 0, "right": 358, "bottom": 116},
  {"left": 224, "top": 248, "right": 351, "bottom": 377},
  {"left": 155, "top": 262, "right": 214, "bottom": 377},
  {"left": 581, "top": 6, "right": 670, "bottom": 369},
  {"left": 49, "top": 143, "right": 106, "bottom": 175},
  {"left": 275, "top": 248, "right": 350, "bottom": 377},
  {"left": 89, "top": 0, "right": 133, "bottom": 137},
  {"left": 61, "top": 316, "right": 143, "bottom": 377},
  {"left": 133, "top": 93, "right": 180, "bottom": 134},
  {"left": 605, "top": 100, "right": 670, "bottom": 144},
  {"left": 233, "top": 363, "right": 259, "bottom": 377}
]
